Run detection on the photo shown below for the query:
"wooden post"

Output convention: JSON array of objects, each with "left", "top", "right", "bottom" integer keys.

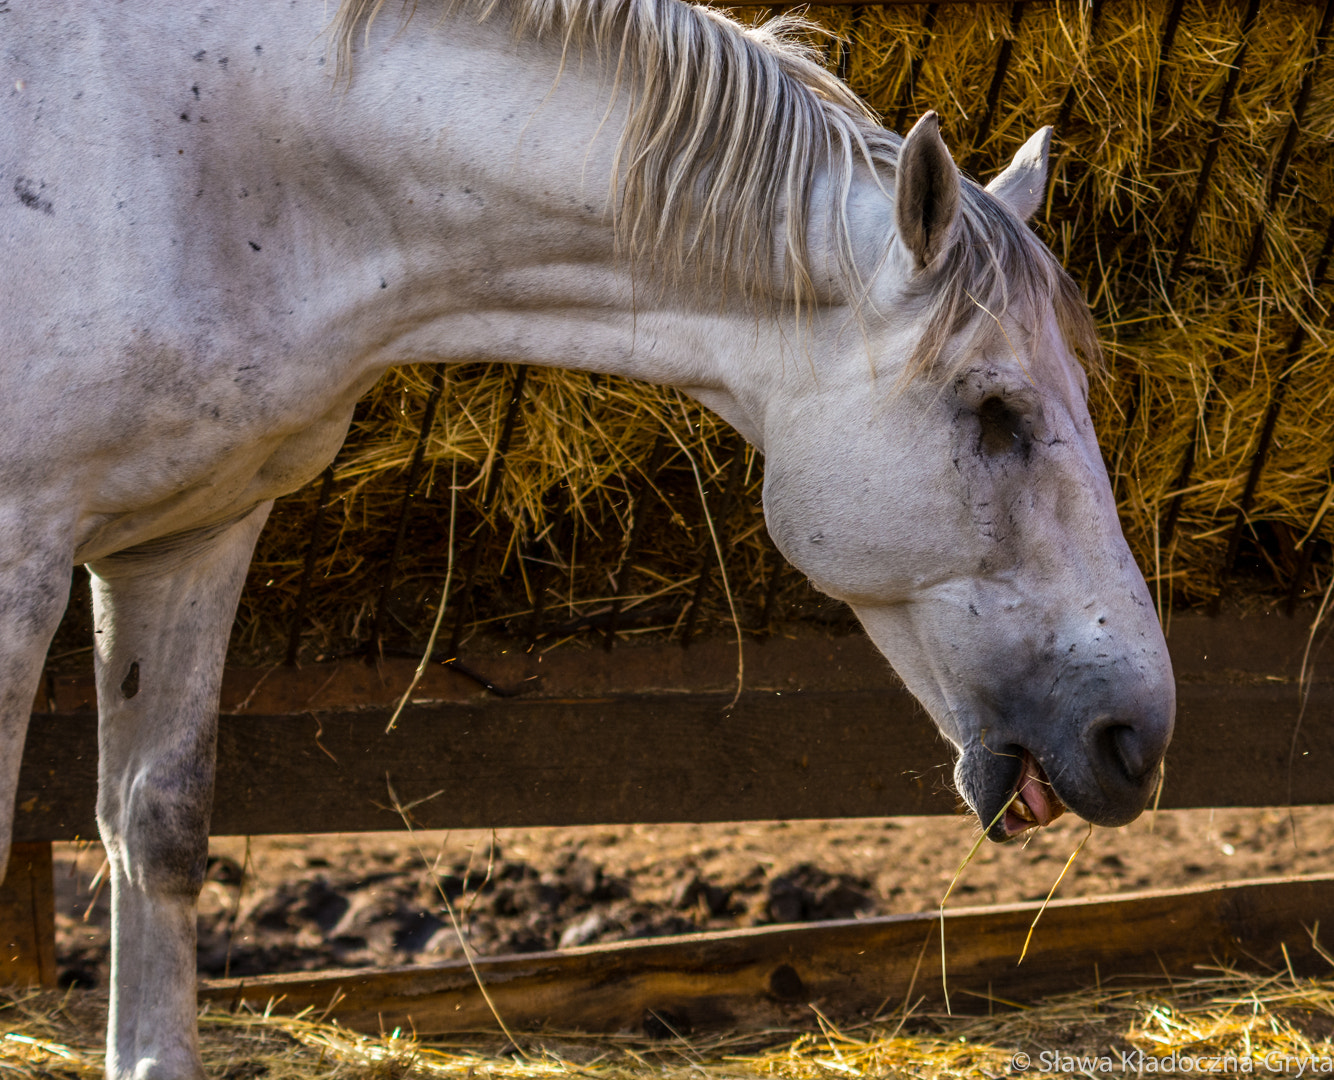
[{"left": 0, "top": 841, "right": 57, "bottom": 989}]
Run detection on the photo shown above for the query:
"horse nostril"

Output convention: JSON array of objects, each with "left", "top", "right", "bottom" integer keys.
[
  {"left": 1111, "top": 724, "right": 1149, "bottom": 782},
  {"left": 1078, "top": 704, "right": 1173, "bottom": 820},
  {"left": 1088, "top": 718, "right": 1158, "bottom": 786}
]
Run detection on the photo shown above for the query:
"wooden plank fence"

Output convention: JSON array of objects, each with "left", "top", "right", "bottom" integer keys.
[{"left": 5, "top": 611, "right": 1334, "bottom": 1024}]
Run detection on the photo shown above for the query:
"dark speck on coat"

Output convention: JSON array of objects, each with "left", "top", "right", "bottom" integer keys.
[{"left": 14, "top": 177, "right": 53, "bottom": 215}]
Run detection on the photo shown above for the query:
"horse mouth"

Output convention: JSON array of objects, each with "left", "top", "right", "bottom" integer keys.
[{"left": 1002, "top": 750, "right": 1067, "bottom": 836}]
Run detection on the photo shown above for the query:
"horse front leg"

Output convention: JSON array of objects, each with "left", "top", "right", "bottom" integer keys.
[
  {"left": 0, "top": 541, "right": 74, "bottom": 886},
  {"left": 89, "top": 504, "right": 272, "bottom": 1080}
]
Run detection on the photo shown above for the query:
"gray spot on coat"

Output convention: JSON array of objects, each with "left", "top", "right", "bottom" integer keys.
[
  {"left": 121, "top": 661, "right": 140, "bottom": 700},
  {"left": 14, "top": 177, "right": 53, "bottom": 215}
]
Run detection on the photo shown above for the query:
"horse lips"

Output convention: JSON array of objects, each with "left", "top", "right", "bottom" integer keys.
[{"left": 1004, "top": 751, "right": 1067, "bottom": 836}]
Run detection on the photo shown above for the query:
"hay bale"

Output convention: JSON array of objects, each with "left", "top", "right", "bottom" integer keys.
[{"left": 237, "top": 0, "right": 1334, "bottom": 660}]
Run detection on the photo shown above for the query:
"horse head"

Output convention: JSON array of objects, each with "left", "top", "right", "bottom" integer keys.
[{"left": 760, "top": 114, "right": 1175, "bottom": 841}]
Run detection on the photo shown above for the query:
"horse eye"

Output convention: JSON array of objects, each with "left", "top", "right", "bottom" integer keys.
[{"left": 977, "top": 396, "right": 1023, "bottom": 457}]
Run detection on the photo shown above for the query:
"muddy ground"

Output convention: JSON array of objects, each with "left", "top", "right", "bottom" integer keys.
[{"left": 53, "top": 806, "right": 1334, "bottom": 987}]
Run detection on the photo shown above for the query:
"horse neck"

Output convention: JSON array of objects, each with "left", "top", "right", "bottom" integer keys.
[{"left": 284, "top": 7, "right": 787, "bottom": 435}]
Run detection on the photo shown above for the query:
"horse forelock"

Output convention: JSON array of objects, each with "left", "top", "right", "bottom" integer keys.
[{"left": 331, "top": 0, "right": 1098, "bottom": 382}]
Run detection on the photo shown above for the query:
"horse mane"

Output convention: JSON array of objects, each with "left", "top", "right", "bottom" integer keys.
[{"left": 331, "top": 0, "right": 1100, "bottom": 375}]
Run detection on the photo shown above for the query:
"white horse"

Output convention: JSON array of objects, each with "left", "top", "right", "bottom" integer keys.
[{"left": 3, "top": 0, "right": 1174, "bottom": 1075}]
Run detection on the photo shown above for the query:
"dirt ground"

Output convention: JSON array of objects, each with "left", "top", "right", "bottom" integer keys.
[{"left": 53, "top": 805, "right": 1334, "bottom": 988}]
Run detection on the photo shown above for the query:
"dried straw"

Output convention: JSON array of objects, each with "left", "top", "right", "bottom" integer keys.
[{"left": 8, "top": 965, "right": 1334, "bottom": 1079}]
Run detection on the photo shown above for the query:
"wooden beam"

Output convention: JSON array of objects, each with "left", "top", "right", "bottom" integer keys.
[
  {"left": 200, "top": 875, "right": 1334, "bottom": 1035},
  {"left": 43, "top": 612, "right": 1322, "bottom": 716},
  {"left": 19, "top": 615, "right": 1334, "bottom": 841},
  {"left": 0, "top": 842, "right": 56, "bottom": 989},
  {"left": 15, "top": 680, "right": 1334, "bottom": 842}
]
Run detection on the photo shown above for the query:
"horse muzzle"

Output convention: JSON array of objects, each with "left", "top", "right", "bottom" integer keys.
[{"left": 957, "top": 696, "right": 1175, "bottom": 842}]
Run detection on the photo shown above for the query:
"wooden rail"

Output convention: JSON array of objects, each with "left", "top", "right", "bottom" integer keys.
[
  {"left": 13, "top": 613, "right": 1333, "bottom": 842},
  {"left": 13, "top": 678, "right": 1334, "bottom": 842},
  {"left": 202, "top": 875, "right": 1334, "bottom": 1034}
]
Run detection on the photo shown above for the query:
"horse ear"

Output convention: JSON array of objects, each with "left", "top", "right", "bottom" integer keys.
[
  {"left": 895, "top": 111, "right": 962, "bottom": 271},
  {"left": 985, "top": 126, "right": 1052, "bottom": 221}
]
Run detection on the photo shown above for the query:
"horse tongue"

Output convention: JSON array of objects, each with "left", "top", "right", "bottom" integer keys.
[{"left": 1018, "top": 757, "right": 1066, "bottom": 827}]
